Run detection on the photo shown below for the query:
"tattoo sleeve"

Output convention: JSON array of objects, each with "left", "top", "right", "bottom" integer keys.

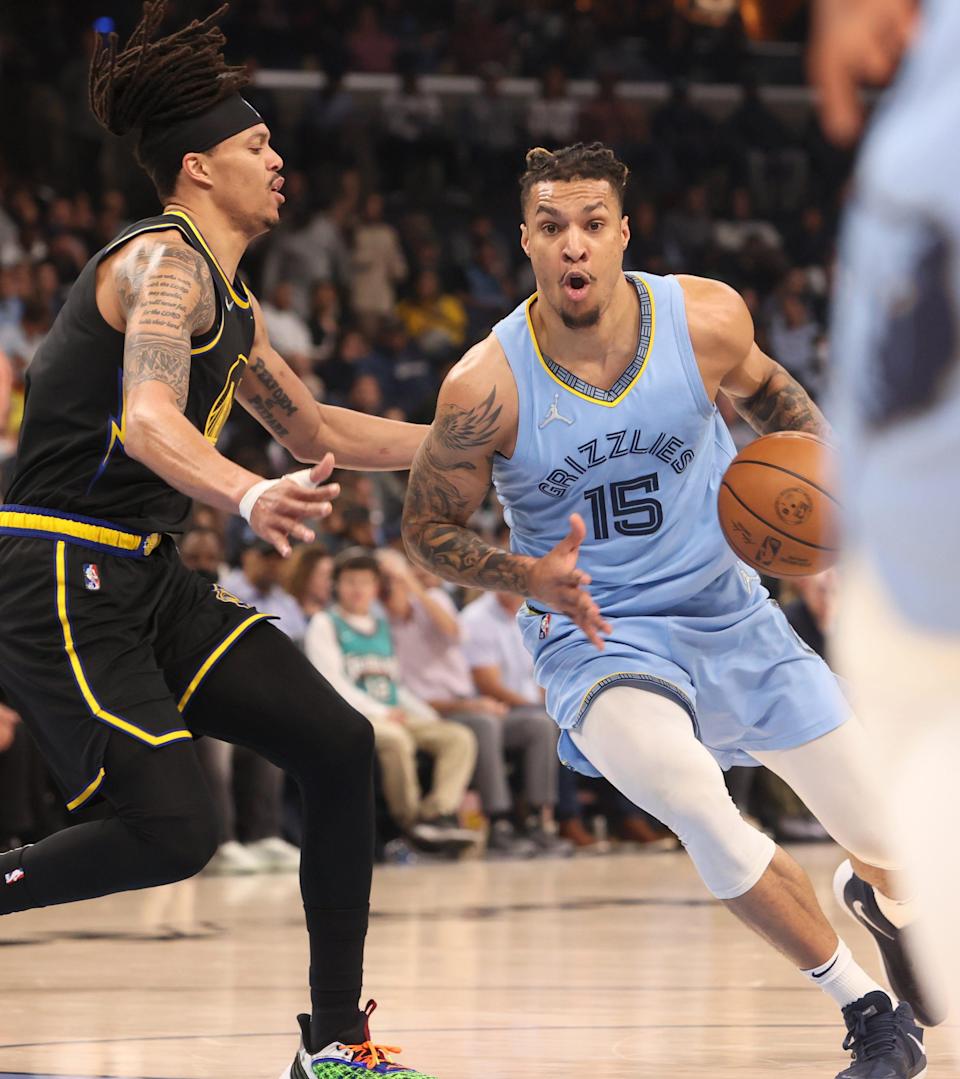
[
  {"left": 732, "top": 364, "right": 832, "bottom": 439},
  {"left": 117, "top": 243, "right": 215, "bottom": 413},
  {"left": 402, "top": 388, "right": 532, "bottom": 593}
]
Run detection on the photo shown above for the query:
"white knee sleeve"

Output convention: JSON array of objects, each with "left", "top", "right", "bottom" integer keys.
[{"left": 570, "top": 687, "right": 775, "bottom": 899}]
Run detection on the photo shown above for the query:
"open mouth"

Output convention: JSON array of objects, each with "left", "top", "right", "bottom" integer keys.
[
  {"left": 270, "top": 176, "right": 285, "bottom": 204},
  {"left": 562, "top": 271, "right": 591, "bottom": 300}
]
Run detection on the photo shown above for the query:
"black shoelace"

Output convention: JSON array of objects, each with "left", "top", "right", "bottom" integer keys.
[{"left": 843, "top": 1009, "right": 899, "bottom": 1059}]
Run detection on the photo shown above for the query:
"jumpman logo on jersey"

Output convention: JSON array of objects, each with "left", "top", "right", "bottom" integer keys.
[{"left": 538, "top": 393, "right": 574, "bottom": 429}]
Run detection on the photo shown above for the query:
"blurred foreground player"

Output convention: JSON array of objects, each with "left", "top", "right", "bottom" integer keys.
[
  {"left": 814, "top": 0, "right": 960, "bottom": 1053},
  {"left": 403, "top": 142, "right": 930, "bottom": 1077},
  {"left": 0, "top": 4, "right": 435, "bottom": 1076}
]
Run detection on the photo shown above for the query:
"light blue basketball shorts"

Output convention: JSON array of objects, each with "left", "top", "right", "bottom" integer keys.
[{"left": 518, "top": 564, "right": 850, "bottom": 776}]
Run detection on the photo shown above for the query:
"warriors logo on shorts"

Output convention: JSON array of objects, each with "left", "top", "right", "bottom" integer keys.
[{"left": 83, "top": 563, "right": 101, "bottom": 591}]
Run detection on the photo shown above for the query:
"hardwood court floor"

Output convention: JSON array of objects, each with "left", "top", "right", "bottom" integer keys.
[{"left": 0, "top": 843, "right": 956, "bottom": 1078}]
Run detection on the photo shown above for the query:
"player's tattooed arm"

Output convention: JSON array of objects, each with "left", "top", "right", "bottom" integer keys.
[
  {"left": 116, "top": 240, "right": 215, "bottom": 412},
  {"left": 731, "top": 361, "right": 832, "bottom": 438},
  {"left": 403, "top": 385, "right": 533, "bottom": 592}
]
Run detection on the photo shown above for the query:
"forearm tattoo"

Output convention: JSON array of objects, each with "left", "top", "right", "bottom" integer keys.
[
  {"left": 403, "top": 388, "right": 530, "bottom": 592},
  {"left": 117, "top": 244, "right": 215, "bottom": 413},
  {"left": 735, "top": 366, "right": 831, "bottom": 438},
  {"left": 244, "top": 354, "right": 299, "bottom": 439}
]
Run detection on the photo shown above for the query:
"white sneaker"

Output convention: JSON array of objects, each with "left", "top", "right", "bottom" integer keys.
[
  {"left": 246, "top": 836, "right": 301, "bottom": 872},
  {"left": 203, "top": 840, "right": 261, "bottom": 876}
]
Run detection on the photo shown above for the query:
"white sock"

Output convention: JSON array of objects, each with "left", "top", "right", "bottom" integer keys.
[
  {"left": 801, "top": 940, "right": 890, "bottom": 1009},
  {"left": 875, "top": 888, "right": 916, "bottom": 929}
]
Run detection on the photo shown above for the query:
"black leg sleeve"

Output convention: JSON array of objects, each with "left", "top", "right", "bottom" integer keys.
[
  {"left": 0, "top": 736, "right": 218, "bottom": 914},
  {"left": 183, "top": 622, "right": 375, "bottom": 1047}
]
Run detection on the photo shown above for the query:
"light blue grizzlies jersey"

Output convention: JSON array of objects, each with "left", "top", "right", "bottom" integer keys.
[
  {"left": 831, "top": 0, "right": 960, "bottom": 631},
  {"left": 492, "top": 271, "right": 736, "bottom": 617}
]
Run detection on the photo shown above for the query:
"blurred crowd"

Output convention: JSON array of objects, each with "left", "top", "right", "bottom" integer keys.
[
  {"left": 0, "top": 3, "right": 849, "bottom": 875},
  {"left": 2, "top": 2, "right": 808, "bottom": 90}
]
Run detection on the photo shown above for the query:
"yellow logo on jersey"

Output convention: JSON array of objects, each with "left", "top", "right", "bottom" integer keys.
[
  {"left": 203, "top": 354, "right": 247, "bottom": 445},
  {"left": 212, "top": 584, "right": 253, "bottom": 609}
]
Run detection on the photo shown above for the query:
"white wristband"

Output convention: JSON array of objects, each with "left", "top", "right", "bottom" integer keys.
[
  {"left": 238, "top": 469, "right": 319, "bottom": 523},
  {"left": 239, "top": 478, "right": 276, "bottom": 523}
]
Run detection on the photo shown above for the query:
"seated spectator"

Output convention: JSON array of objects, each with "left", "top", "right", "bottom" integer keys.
[
  {"left": 185, "top": 532, "right": 305, "bottom": 874},
  {"left": 348, "top": 5, "right": 399, "bottom": 73},
  {"left": 283, "top": 542, "right": 334, "bottom": 618},
  {"left": 713, "top": 187, "right": 782, "bottom": 256},
  {"left": 348, "top": 193, "right": 409, "bottom": 331},
  {"left": 304, "top": 549, "right": 477, "bottom": 852},
  {"left": 381, "top": 551, "right": 561, "bottom": 857},
  {"left": 395, "top": 269, "right": 467, "bottom": 361},
  {"left": 460, "top": 585, "right": 669, "bottom": 850}
]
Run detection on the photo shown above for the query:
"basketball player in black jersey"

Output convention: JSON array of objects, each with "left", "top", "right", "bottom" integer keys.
[{"left": 0, "top": 5, "right": 436, "bottom": 1076}]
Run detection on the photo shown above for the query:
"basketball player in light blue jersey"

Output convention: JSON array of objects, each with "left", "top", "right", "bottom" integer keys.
[
  {"left": 813, "top": 0, "right": 960, "bottom": 1061},
  {"left": 402, "top": 143, "right": 931, "bottom": 1078}
]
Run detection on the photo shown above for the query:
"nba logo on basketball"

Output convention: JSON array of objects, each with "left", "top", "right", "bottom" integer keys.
[
  {"left": 539, "top": 613, "right": 552, "bottom": 639},
  {"left": 83, "top": 563, "right": 101, "bottom": 591},
  {"left": 4, "top": 868, "right": 24, "bottom": 885}
]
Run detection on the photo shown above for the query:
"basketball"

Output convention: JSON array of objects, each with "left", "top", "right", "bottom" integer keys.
[{"left": 717, "top": 432, "right": 839, "bottom": 578}]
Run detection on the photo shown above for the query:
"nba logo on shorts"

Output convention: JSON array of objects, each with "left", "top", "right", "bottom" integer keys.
[
  {"left": 4, "top": 868, "right": 24, "bottom": 885},
  {"left": 83, "top": 563, "right": 101, "bottom": 591},
  {"left": 539, "top": 613, "right": 552, "bottom": 639}
]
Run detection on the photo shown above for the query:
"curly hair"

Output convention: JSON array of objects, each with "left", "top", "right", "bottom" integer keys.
[{"left": 519, "top": 142, "right": 629, "bottom": 214}]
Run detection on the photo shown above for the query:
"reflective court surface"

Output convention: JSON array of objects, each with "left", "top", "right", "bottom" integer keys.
[{"left": 1, "top": 844, "right": 957, "bottom": 1078}]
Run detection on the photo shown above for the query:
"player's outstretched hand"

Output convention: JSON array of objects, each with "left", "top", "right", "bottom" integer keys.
[
  {"left": 249, "top": 452, "right": 341, "bottom": 557},
  {"left": 527, "top": 513, "right": 611, "bottom": 650}
]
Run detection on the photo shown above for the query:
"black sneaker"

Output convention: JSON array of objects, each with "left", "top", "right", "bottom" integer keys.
[
  {"left": 836, "top": 991, "right": 927, "bottom": 1078},
  {"left": 834, "top": 860, "right": 946, "bottom": 1027}
]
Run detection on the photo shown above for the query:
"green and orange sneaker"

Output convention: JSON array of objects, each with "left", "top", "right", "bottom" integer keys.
[{"left": 280, "top": 1001, "right": 438, "bottom": 1078}]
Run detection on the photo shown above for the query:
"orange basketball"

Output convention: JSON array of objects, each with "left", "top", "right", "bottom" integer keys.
[{"left": 717, "top": 432, "right": 839, "bottom": 578}]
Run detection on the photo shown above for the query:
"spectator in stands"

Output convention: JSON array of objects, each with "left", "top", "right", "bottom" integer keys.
[
  {"left": 261, "top": 174, "right": 350, "bottom": 318},
  {"left": 381, "top": 551, "right": 564, "bottom": 857},
  {"left": 370, "top": 317, "right": 436, "bottom": 419},
  {"left": 283, "top": 543, "right": 335, "bottom": 619},
  {"left": 378, "top": 62, "right": 446, "bottom": 194},
  {"left": 526, "top": 65, "right": 580, "bottom": 148},
  {"left": 663, "top": 183, "right": 714, "bottom": 268},
  {"left": 460, "top": 63, "right": 520, "bottom": 195},
  {"left": 766, "top": 276, "right": 824, "bottom": 397},
  {"left": 348, "top": 192, "right": 409, "bottom": 331},
  {"left": 395, "top": 269, "right": 467, "bottom": 361},
  {"left": 464, "top": 238, "right": 516, "bottom": 341},
  {"left": 577, "top": 69, "right": 649, "bottom": 165},
  {"left": 260, "top": 281, "right": 314, "bottom": 375},
  {"left": 348, "top": 5, "right": 400, "bottom": 73},
  {"left": 306, "top": 279, "right": 342, "bottom": 367},
  {"left": 304, "top": 549, "right": 477, "bottom": 852},
  {"left": 460, "top": 581, "right": 668, "bottom": 850},
  {"left": 713, "top": 187, "right": 783, "bottom": 257}
]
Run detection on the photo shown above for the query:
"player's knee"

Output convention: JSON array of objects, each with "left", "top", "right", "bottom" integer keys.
[
  {"left": 338, "top": 705, "right": 374, "bottom": 765},
  {"left": 148, "top": 804, "right": 220, "bottom": 882}
]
